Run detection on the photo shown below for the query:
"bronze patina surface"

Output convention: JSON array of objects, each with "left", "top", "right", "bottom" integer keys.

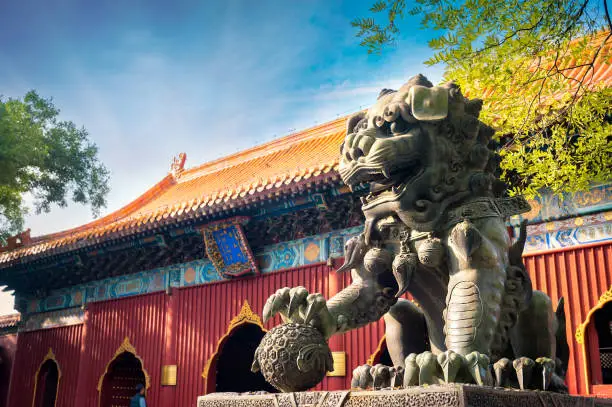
[{"left": 255, "top": 74, "right": 569, "bottom": 393}]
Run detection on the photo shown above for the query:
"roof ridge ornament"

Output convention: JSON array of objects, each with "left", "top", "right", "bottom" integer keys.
[
  {"left": 170, "top": 153, "right": 187, "bottom": 178},
  {"left": 0, "top": 229, "right": 31, "bottom": 252}
]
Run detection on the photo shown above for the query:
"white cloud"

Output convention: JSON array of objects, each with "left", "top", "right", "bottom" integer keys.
[{"left": 13, "top": 16, "right": 446, "bottom": 237}]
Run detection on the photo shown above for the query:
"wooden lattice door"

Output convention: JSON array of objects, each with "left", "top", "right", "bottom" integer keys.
[{"left": 100, "top": 352, "right": 145, "bottom": 407}]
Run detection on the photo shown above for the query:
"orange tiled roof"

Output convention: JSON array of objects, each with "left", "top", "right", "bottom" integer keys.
[
  {"left": 0, "top": 314, "right": 20, "bottom": 329},
  {"left": 479, "top": 31, "right": 612, "bottom": 100},
  {"left": 0, "top": 117, "right": 348, "bottom": 266}
]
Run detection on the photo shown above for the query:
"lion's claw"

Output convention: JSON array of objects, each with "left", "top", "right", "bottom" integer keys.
[
  {"left": 351, "top": 352, "right": 565, "bottom": 391},
  {"left": 416, "top": 351, "right": 440, "bottom": 385},
  {"left": 465, "top": 351, "right": 492, "bottom": 386},
  {"left": 352, "top": 364, "right": 403, "bottom": 390},
  {"left": 493, "top": 358, "right": 511, "bottom": 387},
  {"left": 262, "top": 286, "right": 336, "bottom": 338},
  {"left": 305, "top": 293, "right": 327, "bottom": 324},
  {"left": 403, "top": 354, "right": 419, "bottom": 387},
  {"left": 351, "top": 364, "right": 373, "bottom": 389},
  {"left": 536, "top": 357, "right": 555, "bottom": 391},
  {"left": 262, "top": 287, "right": 290, "bottom": 323},
  {"left": 493, "top": 356, "right": 563, "bottom": 391},
  {"left": 403, "top": 351, "right": 492, "bottom": 387},
  {"left": 513, "top": 357, "right": 535, "bottom": 390},
  {"left": 288, "top": 286, "right": 308, "bottom": 320},
  {"left": 437, "top": 350, "right": 464, "bottom": 384}
]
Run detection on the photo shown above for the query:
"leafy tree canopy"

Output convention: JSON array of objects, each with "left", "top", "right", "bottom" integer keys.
[
  {"left": 353, "top": 0, "right": 612, "bottom": 198},
  {"left": 0, "top": 91, "right": 109, "bottom": 241}
]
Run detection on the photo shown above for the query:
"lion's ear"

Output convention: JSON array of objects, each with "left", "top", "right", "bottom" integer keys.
[
  {"left": 346, "top": 111, "right": 367, "bottom": 135},
  {"left": 409, "top": 86, "right": 449, "bottom": 121}
]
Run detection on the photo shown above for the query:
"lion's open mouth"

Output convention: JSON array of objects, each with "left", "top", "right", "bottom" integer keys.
[{"left": 344, "top": 160, "right": 423, "bottom": 206}]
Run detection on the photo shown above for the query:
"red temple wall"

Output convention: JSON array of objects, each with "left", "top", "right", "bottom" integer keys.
[
  {"left": 73, "top": 292, "right": 167, "bottom": 406},
  {"left": 524, "top": 242, "right": 612, "bottom": 396},
  {"left": 0, "top": 334, "right": 17, "bottom": 407},
  {"left": 171, "top": 262, "right": 386, "bottom": 405},
  {"left": 5, "top": 241, "right": 611, "bottom": 405},
  {"left": 7, "top": 325, "right": 82, "bottom": 407}
]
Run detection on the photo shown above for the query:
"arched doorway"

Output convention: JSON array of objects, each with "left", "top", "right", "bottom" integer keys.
[
  {"left": 100, "top": 352, "right": 146, "bottom": 406},
  {"left": 0, "top": 346, "right": 10, "bottom": 407},
  {"left": 202, "top": 300, "right": 277, "bottom": 394},
  {"left": 591, "top": 301, "right": 612, "bottom": 384},
  {"left": 98, "top": 338, "right": 150, "bottom": 407},
  {"left": 367, "top": 336, "right": 393, "bottom": 367},
  {"left": 577, "top": 287, "right": 612, "bottom": 396},
  {"left": 215, "top": 323, "right": 277, "bottom": 393},
  {"left": 32, "top": 349, "right": 60, "bottom": 407}
]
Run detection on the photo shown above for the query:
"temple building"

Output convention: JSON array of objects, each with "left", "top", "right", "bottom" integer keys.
[{"left": 0, "top": 62, "right": 611, "bottom": 406}]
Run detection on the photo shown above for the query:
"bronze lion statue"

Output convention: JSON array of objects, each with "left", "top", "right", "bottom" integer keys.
[{"left": 255, "top": 75, "right": 568, "bottom": 392}]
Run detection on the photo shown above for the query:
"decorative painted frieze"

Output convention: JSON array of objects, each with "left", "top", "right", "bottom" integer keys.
[
  {"left": 519, "top": 211, "right": 612, "bottom": 252},
  {"left": 510, "top": 183, "right": 611, "bottom": 225},
  {"left": 255, "top": 226, "right": 362, "bottom": 273},
  {"left": 21, "top": 307, "right": 84, "bottom": 332},
  {"left": 18, "top": 209, "right": 611, "bottom": 316},
  {"left": 19, "top": 226, "right": 362, "bottom": 315}
]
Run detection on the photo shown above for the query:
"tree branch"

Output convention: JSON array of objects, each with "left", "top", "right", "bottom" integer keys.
[
  {"left": 604, "top": 0, "right": 612, "bottom": 31},
  {"left": 471, "top": 15, "right": 546, "bottom": 58},
  {"left": 559, "top": 0, "right": 591, "bottom": 38}
]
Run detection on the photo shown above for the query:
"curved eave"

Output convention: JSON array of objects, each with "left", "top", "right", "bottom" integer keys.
[{"left": 0, "top": 166, "right": 342, "bottom": 269}]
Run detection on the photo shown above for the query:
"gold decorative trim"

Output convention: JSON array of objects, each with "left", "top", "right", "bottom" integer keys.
[
  {"left": 32, "top": 348, "right": 62, "bottom": 407},
  {"left": 575, "top": 286, "right": 612, "bottom": 395},
  {"left": 228, "top": 299, "right": 265, "bottom": 332},
  {"left": 161, "top": 365, "right": 177, "bottom": 386},
  {"left": 367, "top": 335, "right": 387, "bottom": 366},
  {"left": 97, "top": 336, "right": 151, "bottom": 403},
  {"left": 202, "top": 300, "right": 266, "bottom": 383},
  {"left": 327, "top": 351, "right": 346, "bottom": 377}
]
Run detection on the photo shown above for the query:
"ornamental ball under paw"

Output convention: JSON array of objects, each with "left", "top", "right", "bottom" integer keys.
[{"left": 251, "top": 323, "right": 333, "bottom": 392}]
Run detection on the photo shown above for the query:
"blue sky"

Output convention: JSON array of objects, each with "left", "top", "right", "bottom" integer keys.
[{"left": 0, "top": 0, "right": 444, "bottom": 313}]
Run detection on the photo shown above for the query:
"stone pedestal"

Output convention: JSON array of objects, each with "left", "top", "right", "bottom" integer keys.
[{"left": 197, "top": 385, "right": 612, "bottom": 407}]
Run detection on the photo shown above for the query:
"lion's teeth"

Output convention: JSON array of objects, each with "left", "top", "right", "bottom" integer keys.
[{"left": 382, "top": 167, "right": 391, "bottom": 178}]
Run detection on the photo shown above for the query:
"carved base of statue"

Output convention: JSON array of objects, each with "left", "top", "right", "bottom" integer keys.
[{"left": 197, "top": 385, "right": 612, "bottom": 407}]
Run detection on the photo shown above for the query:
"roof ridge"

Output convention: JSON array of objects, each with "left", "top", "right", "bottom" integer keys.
[
  {"left": 30, "top": 174, "right": 176, "bottom": 242},
  {"left": 178, "top": 115, "right": 349, "bottom": 180},
  {"left": 16, "top": 116, "right": 350, "bottom": 248}
]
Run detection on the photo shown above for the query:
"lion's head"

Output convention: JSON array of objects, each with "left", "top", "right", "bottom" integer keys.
[{"left": 339, "top": 74, "right": 504, "bottom": 238}]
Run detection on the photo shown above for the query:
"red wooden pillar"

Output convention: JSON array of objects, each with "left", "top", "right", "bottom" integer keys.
[
  {"left": 326, "top": 262, "right": 346, "bottom": 390},
  {"left": 159, "top": 289, "right": 177, "bottom": 404}
]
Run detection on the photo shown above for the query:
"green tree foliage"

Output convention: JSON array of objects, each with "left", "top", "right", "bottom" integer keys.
[
  {"left": 0, "top": 91, "right": 109, "bottom": 241},
  {"left": 352, "top": 0, "right": 612, "bottom": 198}
]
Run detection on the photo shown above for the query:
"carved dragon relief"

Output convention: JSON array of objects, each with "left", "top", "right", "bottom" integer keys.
[{"left": 255, "top": 75, "right": 569, "bottom": 393}]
